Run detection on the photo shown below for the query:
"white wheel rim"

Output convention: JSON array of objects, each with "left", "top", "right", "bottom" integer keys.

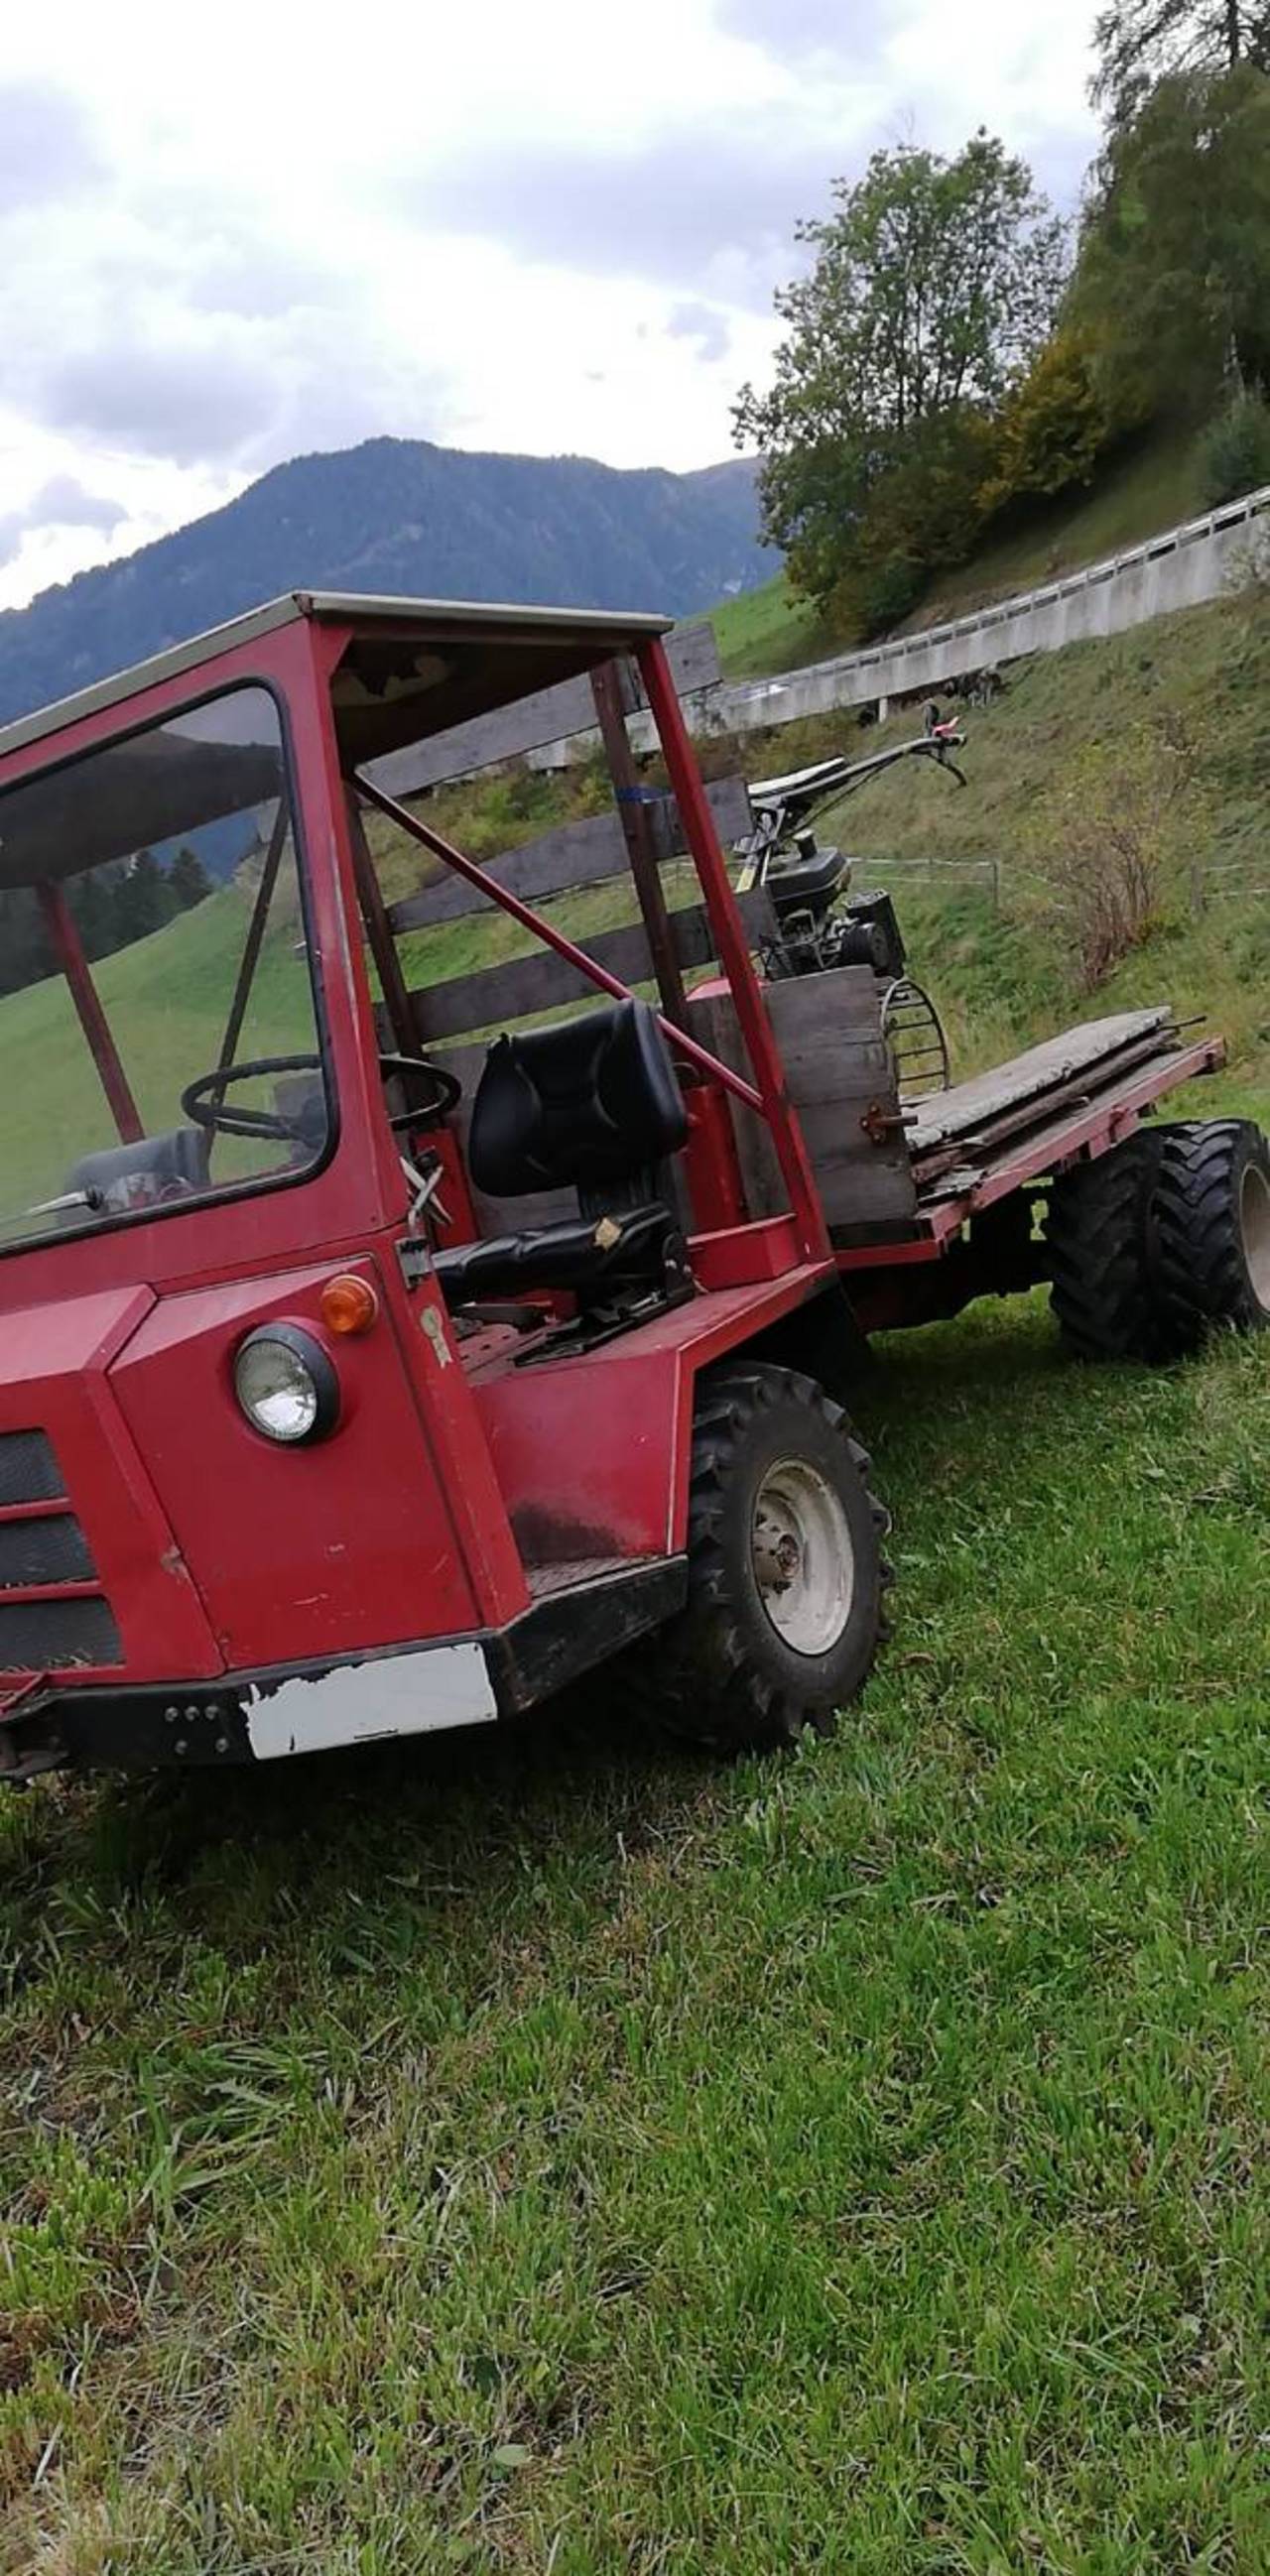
[
  {"left": 1240, "top": 1163, "right": 1270, "bottom": 1307},
  {"left": 750, "top": 1457, "right": 855, "bottom": 1656}
]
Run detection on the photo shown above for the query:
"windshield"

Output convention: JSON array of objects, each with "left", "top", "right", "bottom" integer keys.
[{"left": 0, "top": 683, "right": 329, "bottom": 1252}]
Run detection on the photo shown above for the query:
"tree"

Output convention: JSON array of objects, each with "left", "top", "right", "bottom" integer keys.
[
  {"left": 1197, "top": 387, "right": 1270, "bottom": 500},
  {"left": 1071, "top": 65, "right": 1270, "bottom": 416},
  {"left": 68, "top": 860, "right": 126, "bottom": 961},
  {"left": 734, "top": 134, "right": 1067, "bottom": 615},
  {"left": 168, "top": 845, "right": 213, "bottom": 912},
  {"left": 112, "top": 849, "right": 179, "bottom": 947},
  {"left": 1092, "top": 1, "right": 1270, "bottom": 126},
  {"left": 0, "top": 888, "right": 53, "bottom": 998},
  {"left": 828, "top": 407, "right": 1003, "bottom": 633},
  {"left": 982, "top": 328, "right": 1109, "bottom": 512}
]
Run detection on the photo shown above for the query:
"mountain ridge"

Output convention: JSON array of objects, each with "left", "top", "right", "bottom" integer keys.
[{"left": 0, "top": 437, "right": 773, "bottom": 727}]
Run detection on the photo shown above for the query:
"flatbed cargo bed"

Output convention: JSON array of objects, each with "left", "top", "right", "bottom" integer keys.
[{"left": 838, "top": 1011, "right": 1224, "bottom": 1275}]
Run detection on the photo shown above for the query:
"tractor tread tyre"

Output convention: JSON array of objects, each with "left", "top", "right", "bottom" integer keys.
[
  {"left": 640, "top": 1364, "right": 891, "bottom": 1756},
  {"left": 1046, "top": 1131, "right": 1174, "bottom": 1362},
  {"left": 1154, "top": 1119, "right": 1270, "bottom": 1351}
]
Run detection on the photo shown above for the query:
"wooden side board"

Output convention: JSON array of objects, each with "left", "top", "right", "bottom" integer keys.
[
  {"left": 685, "top": 967, "right": 918, "bottom": 1237},
  {"left": 389, "top": 961, "right": 916, "bottom": 1248},
  {"left": 365, "top": 626, "right": 720, "bottom": 798},
  {"left": 386, "top": 774, "right": 753, "bottom": 935},
  {"left": 401, "top": 888, "right": 775, "bottom": 1049}
]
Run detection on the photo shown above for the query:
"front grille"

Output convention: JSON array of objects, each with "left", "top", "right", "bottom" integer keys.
[
  {"left": 0, "top": 1598, "right": 122, "bottom": 1669},
  {"left": 0, "top": 1430, "right": 63, "bottom": 1507},
  {"left": 0, "top": 1428, "right": 122, "bottom": 1671},
  {"left": 0, "top": 1514, "right": 94, "bottom": 1590}
]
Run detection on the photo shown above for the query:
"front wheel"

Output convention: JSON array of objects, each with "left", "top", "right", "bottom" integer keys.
[{"left": 642, "top": 1364, "right": 891, "bottom": 1753}]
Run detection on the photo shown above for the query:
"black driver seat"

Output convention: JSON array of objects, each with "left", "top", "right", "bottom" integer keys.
[{"left": 433, "top": 998, "right": 690, "bottom": 1310}]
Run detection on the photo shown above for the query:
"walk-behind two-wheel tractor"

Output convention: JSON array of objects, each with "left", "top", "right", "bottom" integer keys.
[{"left": 0, "top": 594, "right": 1265, "bottom": 1784}]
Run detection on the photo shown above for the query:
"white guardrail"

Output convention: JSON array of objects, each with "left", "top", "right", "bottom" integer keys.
[{"left": 621, "top": 480, "right": 1270, "bottom": 752}]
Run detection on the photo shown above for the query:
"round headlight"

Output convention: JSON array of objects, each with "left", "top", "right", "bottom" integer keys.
[{"left": 233, "top": 1325, "right": 339, "bottom": 1444}]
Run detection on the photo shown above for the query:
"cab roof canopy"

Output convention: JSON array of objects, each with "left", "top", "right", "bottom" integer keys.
[
  {"left": 0, "top": 590, "right": 675, "bottom": 771},
  {"left": 0, "top": 592, "right": 675, "bottom": 892}
]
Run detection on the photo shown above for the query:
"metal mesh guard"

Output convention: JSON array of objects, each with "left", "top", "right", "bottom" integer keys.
[
  {"left": 0, "top": 1430, "right": 65, "bottom": 1507},
  {"left": 0, "top": 1514, "right": 95, "bottom": 1590},
  {"left": 0, "top": 1596, "right": 123, "bottom": 1670}
]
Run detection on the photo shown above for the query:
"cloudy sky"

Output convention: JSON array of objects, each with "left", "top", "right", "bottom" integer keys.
[{"left": 0, "top": 1, "right": 1099, "bottom": 613}]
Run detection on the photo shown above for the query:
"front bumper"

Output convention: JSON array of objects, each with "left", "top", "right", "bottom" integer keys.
[{"left": 0, "top": 1554, "right": 687, "bottom": 1782}]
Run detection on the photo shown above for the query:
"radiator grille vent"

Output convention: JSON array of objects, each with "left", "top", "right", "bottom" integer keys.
[
  {"left": 0, "top": 1515, "right": 95, "bottom": 1590},
  {"left": 0, "top": 1430, "right": 64, "bottom": 1507},
  {"left": 0, "top": 1428, "right": 121, "bottom": 1670},
  {"left": 0, "top": 1597, "right": 122, "bottom": 1669}
]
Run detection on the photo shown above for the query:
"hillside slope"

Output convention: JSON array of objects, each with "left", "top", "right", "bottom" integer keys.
[
  {"left": 709, "top": 425, "right": 1207, "bottom": 680},
  {"left": 1, "top": 595, "right": 1267, "bottom": 2576},
  {"left": 737, "top": 590, "right": 1269, "bottom": 1104},
  {"left": 0, "top": 441, "right": 774, "bottom": 728}
]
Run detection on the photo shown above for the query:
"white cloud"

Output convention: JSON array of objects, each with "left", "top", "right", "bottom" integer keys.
[
  {"left": 0, "top": 472, "right": 125, "bottom": 568},
  {"left": 0, "top": 2, "right": 1100, "bottom": 612}
]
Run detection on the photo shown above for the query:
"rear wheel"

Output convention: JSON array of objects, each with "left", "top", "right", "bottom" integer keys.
[
  {"left": 643, "top": 1364, "right": 891, "bottom": 1753},
  {"left": 1154, "top": 1119, "right": 1270, "bottom": 1350},
  {"left": 1045, "top": 1131, "right": 1173, "bottom": 1361}
]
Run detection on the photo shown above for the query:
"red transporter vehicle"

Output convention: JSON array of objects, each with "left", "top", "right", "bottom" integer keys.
[{"left": 0, "top": 592, "right": 1265, "bottom": 1785}]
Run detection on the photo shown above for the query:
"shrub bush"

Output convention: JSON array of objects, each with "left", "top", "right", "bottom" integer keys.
[{"left": 1198, "top": 391, "right": 1270, "bottom": 508}]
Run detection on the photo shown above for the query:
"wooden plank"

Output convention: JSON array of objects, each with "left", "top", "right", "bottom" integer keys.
[
  {"left": 366, "top": 625, "right": 720, "bottom": 797},
  {"left": 686, "top": 968, "right": 917, "bottom": 1233},
  {"left": 387, "top": 773, "right": 753, "bottom": 935},
  {"left": 906, "top": 1010, "right": 1174, "bottom": 1155},
  {"left": 403, "top": 890, "right": 773, "bottom": 1047}
]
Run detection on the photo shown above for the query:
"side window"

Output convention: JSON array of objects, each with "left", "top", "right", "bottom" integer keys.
[{"left": 0, "top": 685, "right": 329, "bottom": 1248}]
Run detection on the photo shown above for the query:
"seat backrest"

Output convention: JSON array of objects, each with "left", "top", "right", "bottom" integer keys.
[
  {"left": 68, "top": 1126, "right": 211, "bottom": 1215},
  {"left": 467, "top": 998, "right": 688, "bottom": 1199}
]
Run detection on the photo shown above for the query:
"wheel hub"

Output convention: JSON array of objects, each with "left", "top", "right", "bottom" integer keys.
[
  {"left": 750, "top": 1458, "right": 855, "bottom": 1656},
  {"left": 1240, "top": 1163, "right": 1270, "bottom": 1307}
]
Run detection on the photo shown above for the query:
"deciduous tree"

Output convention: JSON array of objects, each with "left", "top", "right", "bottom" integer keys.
[{"left": 734, "top": 134, "right": 1066, "bottom": 615}]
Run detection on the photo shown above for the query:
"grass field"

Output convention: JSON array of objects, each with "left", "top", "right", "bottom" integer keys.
[
  {"left": 0, "top": 851, "right": 322, "bottom": 1228},
  {"left": 2, "top": 596, "right": 1268, "bottom": 2573},
  {"left": 709, "top": 428, "right": 1207, "bottom": 680}
]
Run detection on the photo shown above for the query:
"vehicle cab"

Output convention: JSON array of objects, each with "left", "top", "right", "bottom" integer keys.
[{"left": 0, "top": 593, "right": 863, "bottom": 1780}]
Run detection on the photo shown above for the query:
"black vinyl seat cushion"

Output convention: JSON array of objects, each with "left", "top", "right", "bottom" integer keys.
[
  {"left": 434, "top": 1201, "right": 677, "bottom": 1308},
  {"left": 68, "top": 1126, "right": 211, "bottom": 1215},
  {"left": 468, "top": 998, "right": 687, "bottom": 1199}
]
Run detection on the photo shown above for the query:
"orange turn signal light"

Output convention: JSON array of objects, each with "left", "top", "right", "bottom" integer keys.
[{"left": 320, "top": 1273, "right": 379, "bottom": 1336}]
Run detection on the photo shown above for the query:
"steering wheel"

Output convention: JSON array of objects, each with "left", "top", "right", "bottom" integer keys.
[
  {"left": 181, "top": 1051, "right": 462, "bottom": 1142},
  {"left": 182, "top": 1054, "right": 323, "bottom": 1142},
  {"left": 378, "top": 1052, "right": 462, "bottom": 1132}
]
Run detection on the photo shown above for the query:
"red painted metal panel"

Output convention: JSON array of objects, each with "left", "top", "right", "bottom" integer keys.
[
  {"left": 38, "top": 885, "right": 144, "bottom": 1144},
  {"left": 109, "top": 1260, "right": 497, "bottom": 1669},
  {"left": 682, "top": 1082, "right": 747, "bottom": 1233},
  {"left": 476, "top": 1268, "right": 833, "bottom": 1557},
  {"left": 0, "top": 1288, "right": 219, "bottom": 1680},
  {"left": 689, "top": 1216, "right": 806, "bottom": 1288}
]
